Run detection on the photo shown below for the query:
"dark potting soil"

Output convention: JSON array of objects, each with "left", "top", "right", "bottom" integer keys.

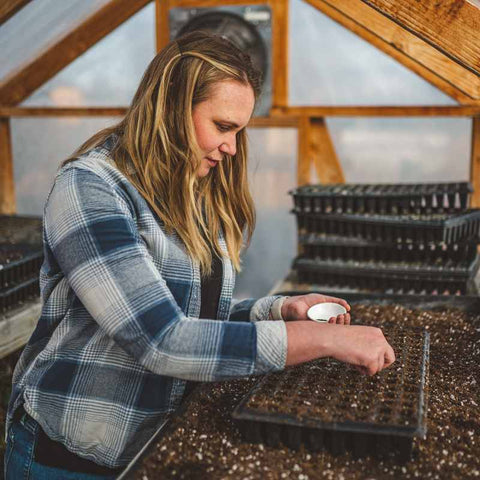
[{"left": 133, "top": 305, "right": 479, "bottom": 480}]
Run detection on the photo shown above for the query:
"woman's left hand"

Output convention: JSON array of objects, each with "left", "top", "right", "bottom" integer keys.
[{"left": 281, "top": 294, "right": 351, "bottom": 324}]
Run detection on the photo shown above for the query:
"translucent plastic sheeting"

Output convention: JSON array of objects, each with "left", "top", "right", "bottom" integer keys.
[
  {"left": 234, "top": 128, "right": 298, "bottom": 298},
  {"left": 289, "top": 0, "right": 456, "bottom": 106},
  {"left": 21, "top": 4, "right": 155, "bottom": 107},
  {"left": 11, "top": 117, "right": 119, "bottom": 214},
  {"left": 325, "top": 117, "right": 471, "bottom": 184},
  {"left": 0, "top": 0, "right": 112, "bottom": 81}
]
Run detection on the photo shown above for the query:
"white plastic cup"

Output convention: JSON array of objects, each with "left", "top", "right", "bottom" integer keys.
[{"left": 307, "top": 303, "right": 347, "bottom": 322}]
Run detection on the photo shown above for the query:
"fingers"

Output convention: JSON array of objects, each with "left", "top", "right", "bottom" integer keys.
[{"left": 384, "top": 344, "right": 396, "bottom": 367}]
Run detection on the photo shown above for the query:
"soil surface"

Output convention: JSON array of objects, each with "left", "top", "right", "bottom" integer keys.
[{"left": 133, "top": 304, "right": 479, "bottom": 480}]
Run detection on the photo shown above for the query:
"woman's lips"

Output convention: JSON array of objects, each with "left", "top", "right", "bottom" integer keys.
[{"left": 206, "top": 157, "right": 220, "bottom": 167}]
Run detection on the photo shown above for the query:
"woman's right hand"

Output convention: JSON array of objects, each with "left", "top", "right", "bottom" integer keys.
[
  {"left": 323, "top": 324, "right": 395, "bottom": 375},
  {"left": 285, "top": 321, "right": 395, "bottom": 376}
]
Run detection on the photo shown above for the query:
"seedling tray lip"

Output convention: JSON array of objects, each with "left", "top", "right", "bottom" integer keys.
[
  {"left": 294, "top": 209, "right": 480, "bottom": 227},
  {"left": 289, "top": 182, "right": 473, "bottom": 198},
  {"left": 0, "top": 244, "right": 43, "bottom": 276},
  {"left": 293, "top": 254, "right": 480, "bottom": 280}
]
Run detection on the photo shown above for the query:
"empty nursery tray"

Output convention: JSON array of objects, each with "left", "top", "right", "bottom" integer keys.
[
  {"left": 295, "top": 210, "right": 480, "bottom": 244},
  {"left": 1, "top": 244, "right": 43, "bottom": 289},
  {"left": 0, "top": 277, "right": 40, "bottom": 313},
  {"left": 0, "top": 215, "right": 43, "bottom": 246},
  {"left": 290, "top": 182, "right": 472, "bottom": 215},
  {"left": 298, "top": 233, "right": 479, "bottom": 264},
  {"left": 233, "top": 326, "right": 429, "bottom": 461},
  {"left": 293, "top": 256, "right": 480, "bottom": 295}
]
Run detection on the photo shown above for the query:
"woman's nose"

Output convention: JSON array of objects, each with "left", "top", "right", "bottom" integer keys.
[{"left": 219, "top": 137, "right": 236, "bottom": 156}]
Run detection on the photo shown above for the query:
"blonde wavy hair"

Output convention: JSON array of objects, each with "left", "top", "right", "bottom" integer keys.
[{"left": 63, "top": 31, "right": 262, "bottom": 275}]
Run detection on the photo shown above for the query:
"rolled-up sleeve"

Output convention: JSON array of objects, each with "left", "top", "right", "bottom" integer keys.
[{"left": 44, "top": 166, "right": 287, "bottom": 381}]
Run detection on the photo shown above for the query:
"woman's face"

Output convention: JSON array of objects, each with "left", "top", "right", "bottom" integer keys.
[{"left": 192, "top": 79, "right": 255, "bottom": 177}]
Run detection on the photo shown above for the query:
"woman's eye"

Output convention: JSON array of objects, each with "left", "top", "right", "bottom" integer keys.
[{"left": 216, "top": 123, "right": 230, "bottom": 132}]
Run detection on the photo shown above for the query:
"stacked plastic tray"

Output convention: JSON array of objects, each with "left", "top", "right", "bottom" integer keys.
[
  {"left": 290, "top": 182, "right": 480, "bottom": 295},
  {"left": 0, "top": 216, "right": 43, "bottom": 313},
  {"left": 233, "top": 326, "right": 429, "bottom": 461}
]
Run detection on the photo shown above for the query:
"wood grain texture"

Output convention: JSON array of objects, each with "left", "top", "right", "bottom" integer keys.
[
  {"left": 271, "top": 0, "right": 289, "bottom": 107},
  {"left": 470, "top": 117, "right": 480, "bottom": 207},
  {"left": 304, "top": 0, "right": 480, "bottom": 102},
  {"left": 271, "top": 105, "right": 480, "bottom": 117},
  {"left": 362, "top": 0, "right": 480, "bottom": 74},
  {"left": 0, "top": 119, "right": 16, "bottom": 214},
  {"left": 0, "top": 0, "right": 31, "bottom": 25},
  {"left": 156, "top": 0, "right": 170, "bottom": 51},
  {"left": 0, "top": 0, "right": 151, "bottom": 105},
  {"left": 311, "top": 117, "right": 344, "bottom": 183},
  {"left": 297, "top": 116, "right": 312, "bottom": 186}
]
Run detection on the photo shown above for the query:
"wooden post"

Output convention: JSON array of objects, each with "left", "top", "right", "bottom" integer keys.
[
  {"left": 271, "top": 0, "right": 288, "bottom": 108},
  {"left": 470, "top": 117, "right": 480, "bottom": 207},
  {"left": 0, "top": 118, "right": 16, "bottom": 214},
  {"left": 311, "top": 117, "right": 344, "bottom": 183},
  {"left": 297, "top": 116, "right": 312, "bottom": 186},
  {"left": 156, "top": 0, "right": 170, "bottom": 52}
]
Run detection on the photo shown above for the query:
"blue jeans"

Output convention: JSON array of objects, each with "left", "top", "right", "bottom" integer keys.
[{"left": 4, "top": 410, "right": 119, "bottom": 480}]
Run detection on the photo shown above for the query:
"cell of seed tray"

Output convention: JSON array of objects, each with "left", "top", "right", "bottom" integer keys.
[
  {"left": 233, "top": 326, "right": 429, "bottom": 461},
  {"left": 294, "top": 210, "right": 480, "bottom": 244},
  {"left": 293, "top": 256, "right": 479, "bottom": 295},
  {"left": 0, "top": 244, "right": 43, "bottom": 289},
  {"left": 290, "top": 182, "right": 472, "bottom": 215},
  {"left": 298, "top": 233, "right": 478, "bottom": 264}
]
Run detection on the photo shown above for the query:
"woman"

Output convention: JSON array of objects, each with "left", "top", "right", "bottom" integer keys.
[{"left": 4, "top": 32, "right": 395, "bottom": 479}]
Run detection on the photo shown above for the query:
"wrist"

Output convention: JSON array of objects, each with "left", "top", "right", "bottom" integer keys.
[{"left": 270, "top": 296, "right": 289, "bottom": 320}]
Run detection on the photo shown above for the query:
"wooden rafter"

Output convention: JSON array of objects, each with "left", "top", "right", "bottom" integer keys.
[
  {"left": 0, "top": 0, "right": 31, "bottom": 26},
  {"left": 304, "top": 0, "right": 480, "bottom": 103},
  {"left": 361, "top": 0, "right": 480, "bottom": 76},
  {"left": 0, "top": 0, "right": 151, "bottom": 106}
]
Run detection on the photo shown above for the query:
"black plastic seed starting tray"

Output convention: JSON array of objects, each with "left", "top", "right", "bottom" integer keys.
[
  {"left": 290, "top": 182, "right": 472, "bottom": 215},
  {"left": 0, "top": 214, "right": 43, "bottom": 245},
  {"left": 295, "top": 210, "right": 480, "bottom": 244},
  {"left": 232, "top": 326, "right": 429, "bottom": 461},
  {"left": 0, "top": 277, "right": 40, "bottom": 313},
  {"left": 0, "top": 244, "right": 43, "bottom": 289},
  {"left": 293, "top": 256, "right": 479, "bottom": 295},
  {"left": 298, "top": 233, "right": 479, "bottom": 264}
]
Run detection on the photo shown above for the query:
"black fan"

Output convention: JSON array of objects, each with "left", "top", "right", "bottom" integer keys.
[{"left": 175, "top": 11, "right": 268, "bottom": 87}]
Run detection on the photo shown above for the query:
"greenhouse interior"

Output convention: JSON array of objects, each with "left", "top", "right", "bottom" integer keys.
[{"left": 1, "top": 1, "right": 479, "bottom": 479}]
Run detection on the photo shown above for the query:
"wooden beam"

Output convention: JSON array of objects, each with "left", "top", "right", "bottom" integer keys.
[
  {"left": 5, "top": 105, "right": 480, "bottom": 118},
  {"left": 272, "top": 105, "right": 480, "bottom": 117},
  {"left": 362, "top": 0, "right": 480, "bottom": 76},
  {"left": 271, "top": 0, "right": 289, "bottom": 108},
  {"left": 0, "top": 119, "right": 16, "bottom": 214},
  {"left": 0, "top": 0, "right": 31, "bottom": 26},
  {"left": 310, "top": 117, "right": 344, "bottom": 183},
  {"left": 470, "top": 117, "right": 480, "bottom": 208},
  {"left": 304, "top": 0, "right": 480, "bottom": 102},
  {"left": 0, "top": 0, "right": 151, "bottom": 106},
  {"left": 156, "top": 0, "right": 170, "bottom": 51},
  {"left": 297, "top": 116, "right": 312, "bottom": 186}
]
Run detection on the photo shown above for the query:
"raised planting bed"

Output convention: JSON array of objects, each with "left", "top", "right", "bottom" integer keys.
[
  {"left": 123, "top": 297, "right": 479, "bottom": 480},
  {"left": 294, "top": 210, "right": 480, "bottom": 244},
  {"left": 290, "top": 182, "right": 472, "bottom": 215},
  {"left": 233, "top": 326, "right": 429, "bottom": 461}
]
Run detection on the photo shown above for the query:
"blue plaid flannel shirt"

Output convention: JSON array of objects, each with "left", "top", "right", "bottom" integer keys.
[{"left": 6, "top": 138, "right": 287, "bottom": 469}]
